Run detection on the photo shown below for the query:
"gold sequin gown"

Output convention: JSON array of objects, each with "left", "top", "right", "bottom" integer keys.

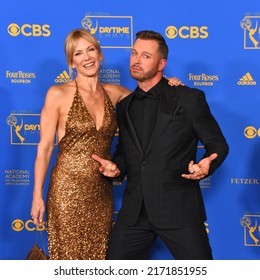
[{"left": 46, "top": 83, "right": 117, "bottom": 260}]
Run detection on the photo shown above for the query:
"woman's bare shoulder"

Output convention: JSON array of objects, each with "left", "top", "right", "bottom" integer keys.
[
  {"left": 102, "top": 83, "right": 131, "bottom": 104},
  {"left": 46, "top": 81, "right": 74, "bottom": 98},
  {"left": 42, "top": 82, "right": 75, "bottom": 111}
]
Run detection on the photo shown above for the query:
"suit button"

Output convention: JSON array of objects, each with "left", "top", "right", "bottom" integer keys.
[{"left": 142, "top": 161, "right": 147, "bottom": 165}]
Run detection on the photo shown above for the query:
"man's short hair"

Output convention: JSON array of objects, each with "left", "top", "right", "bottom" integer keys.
[{"left": 135, "top": 30, "right": 169, "bottom": 59}]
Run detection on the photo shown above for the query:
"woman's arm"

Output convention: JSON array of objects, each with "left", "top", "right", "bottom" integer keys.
[
  {"left": 102, "top": 76, "right": 183, "bottom": 106},
  {"left": 30, "top": 86, "right": 61, "bottom": 225},
  {"left": 102, "top": 83, "right": 131, "bottom": 106}
]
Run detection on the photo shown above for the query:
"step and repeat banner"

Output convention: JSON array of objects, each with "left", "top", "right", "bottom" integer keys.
[{"left": 0, "top": 0, "right": 259, "bottom": 260}]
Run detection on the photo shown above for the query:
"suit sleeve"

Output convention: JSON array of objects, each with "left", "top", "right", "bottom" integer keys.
[
  {"left": 112, "top": 134, "right": 127, "bottom": 181},
  {"left": 193, "top": 90, "right": 229, "bottom": 175}
]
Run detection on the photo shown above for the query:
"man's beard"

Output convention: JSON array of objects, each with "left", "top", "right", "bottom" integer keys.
[{"left": 130, "top": 66, "right": 158, "bottom": 82}]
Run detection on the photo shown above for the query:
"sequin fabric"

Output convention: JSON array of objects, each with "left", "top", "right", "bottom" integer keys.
[{"left": 46, "top": 83, "right": 117, "bottom": 259}]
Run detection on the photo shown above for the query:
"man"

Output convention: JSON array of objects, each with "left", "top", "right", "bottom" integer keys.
[{"left": 92, "top": 30, "right": 229, "bottom": 260}]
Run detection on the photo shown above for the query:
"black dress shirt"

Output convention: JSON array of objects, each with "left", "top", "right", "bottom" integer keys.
[{"left": 129, "top": 80, "right": 162, "bottom": 153}]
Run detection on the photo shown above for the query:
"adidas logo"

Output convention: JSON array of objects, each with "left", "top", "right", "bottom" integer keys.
[
  {"left": 237, "top": 72, "right": 256, "bottom": 85},
  {"left": 55, "top": 70, "right": 71, "bottom": 83}
]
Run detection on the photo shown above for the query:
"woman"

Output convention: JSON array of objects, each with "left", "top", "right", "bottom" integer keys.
[{"left": 30, "top": 28, "right": 182, "bottom": 260}]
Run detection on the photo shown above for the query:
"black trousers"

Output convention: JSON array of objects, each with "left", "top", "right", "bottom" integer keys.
[{"left": 106, "top": 209, "right": 213, "bottom": 260}]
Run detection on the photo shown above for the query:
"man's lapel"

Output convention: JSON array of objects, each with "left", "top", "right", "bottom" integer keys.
[
  {"left": 145, "top": 86, "right": 178, "bottom": 156},
  {"left": 124, "top": 94, "right": 144, "bottom": 155}
]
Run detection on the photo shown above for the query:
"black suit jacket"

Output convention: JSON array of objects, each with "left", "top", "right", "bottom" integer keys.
[{"left": 113, "top": 77, "right": 229, "bottom": 229}]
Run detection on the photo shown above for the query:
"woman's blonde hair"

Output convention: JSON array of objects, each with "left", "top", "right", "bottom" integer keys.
[{"left": 64, "top": 28, "right": 103, "bottom": 78}]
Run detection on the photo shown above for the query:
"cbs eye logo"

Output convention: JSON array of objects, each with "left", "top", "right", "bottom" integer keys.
[
  {"left": 8, "top": 23, "right": 20, "bottom": 36},
  {"left": 7, "top": 23, "right": 51, "bottom": 37},
  {"left": 165, "top": 26, "right": 179, "bottom": 39},
  {"left": 244, "top": 126, "right": 260, "bottom": 139}
]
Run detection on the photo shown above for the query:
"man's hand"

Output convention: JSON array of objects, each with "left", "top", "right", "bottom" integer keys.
[
  {"left": 91, "top": 154, "right": 120, "bottom": 177},
  {"left": 181, "top": 153, "right": 218, "bottom": 180}
]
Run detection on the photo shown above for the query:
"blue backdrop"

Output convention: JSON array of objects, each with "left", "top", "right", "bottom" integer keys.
[{"left": 1, "top": 0, "right": 260, "bottom": 260}]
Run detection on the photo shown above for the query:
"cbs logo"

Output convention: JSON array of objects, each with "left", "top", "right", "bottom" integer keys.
[
  {"left": 165, "top": 25, "right": 208, "bottom": 39},
  {"left": 8, "top": 23, "right": 51, "bottom": 37},
  {"left": 12, "top": 219, "right": 46, "bottom": 231},
  {"left": 244, "top": 126, "right": 260, "bottom": 139}
]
